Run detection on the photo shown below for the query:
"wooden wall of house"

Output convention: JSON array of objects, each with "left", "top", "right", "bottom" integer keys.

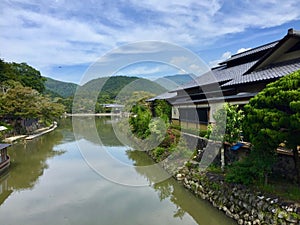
[{"left": 176, "top": 121, "right": 208, "bottom": 131}]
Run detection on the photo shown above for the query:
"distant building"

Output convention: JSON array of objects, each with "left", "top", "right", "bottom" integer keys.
[
  {"left": 101, "top": 104, "right": 124, "bottom": 113},
  {"left": 150, "top": 28, "right": 300, "bottom": 130}
]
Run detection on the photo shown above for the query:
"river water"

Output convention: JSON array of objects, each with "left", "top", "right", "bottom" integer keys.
[{"left": 0, "top": 117, "right": 236, "bottom": 225}]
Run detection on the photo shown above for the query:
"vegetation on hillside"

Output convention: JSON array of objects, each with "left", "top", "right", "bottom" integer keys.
[
  {"left": 0, "top": 59, "right": 46, "bottom": 93},
  {"left": 71, "top": 76, "right": 166, "bottom": 113},
  {"left": 45, "top": 77, "right": 78, "bottom": 98},
  {"left": 0, "top": 59, "right": 65, "bottom": 135}
]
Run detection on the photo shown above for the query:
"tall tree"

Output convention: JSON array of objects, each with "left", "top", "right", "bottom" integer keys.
[
  {"left": 208, "top": 103, "right": 244, "bottom": 144},
  {"left": 0, "top": 84, "right": 64, "bottom": 133},
  {"left": 0, "top": 60, "right": 46, "bottom": 93},
  {"left": 243, "top": 70, "right": 300, "bottom": 186}
]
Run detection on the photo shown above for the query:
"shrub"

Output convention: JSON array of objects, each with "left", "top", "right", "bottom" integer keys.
[{"left": 225, "top": 160, "right": 257, "bottom": 185}]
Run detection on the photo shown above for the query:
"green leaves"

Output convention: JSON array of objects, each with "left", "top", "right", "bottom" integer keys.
[
  {"left": 0, "top": 60, "right": 46, "bottom": 93},
  {"left": 0, "top": 84, "right": 65, "bottom": 130},
  {"left": 208, "top": 103, "right": 244, "bottom": 143},
  {"left": 237, "top": 69, "right": 300, "bottom": 185},
  {"left": 244, "top": 70, "right": 300, "bottom": 149}
]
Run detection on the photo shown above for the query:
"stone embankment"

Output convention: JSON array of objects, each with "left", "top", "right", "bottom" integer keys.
[
  {"left": 147, "top": 143, "right": 300, "bottom": 225},
  {"left": 174, "top": 164, "right": 300, "bottom": 225},
  {"left": 4, "top": 122, "right": 57, "bottom": 143},
  {"left": 143, "top": 129, "right": 299, "bottom": 224}
]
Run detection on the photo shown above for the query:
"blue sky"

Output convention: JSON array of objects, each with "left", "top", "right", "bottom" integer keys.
[{"left": 1, "top": 0, "right": 300, "bottom": 84}]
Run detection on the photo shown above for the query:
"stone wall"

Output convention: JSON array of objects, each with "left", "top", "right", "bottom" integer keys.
[
  {"left": 152, "top": 133, "right": 300, "bottom": 224},
  {"left": 272, "top": 154, "right": 297, "bottom": 183},
  {"left": 175, "top": 165, "right": 300, "bottom": 225}
]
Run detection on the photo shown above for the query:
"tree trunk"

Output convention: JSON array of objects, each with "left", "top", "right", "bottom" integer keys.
[
  {"left": 220, "top": 146, "right": 225, "bottom": 172},
  {"left": 292, "top": 147, "right": 300, "bottom": 188}
]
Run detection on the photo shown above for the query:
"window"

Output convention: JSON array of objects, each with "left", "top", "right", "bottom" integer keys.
[{"left": 179, "top": 108, "right": 208, "bottom": 124}]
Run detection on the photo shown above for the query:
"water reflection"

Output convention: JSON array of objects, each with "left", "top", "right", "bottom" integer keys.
[
  {"left": 0, "top": 173, "right": 12, "bottom": 205},
  {"left": 72, "top": 116, "right": 123, "bottom": 146},
  {"left": 0, "top": 123, "right": 65, "bottom": 205},
  {"left": 127, "top": 150, "right": 236, "bottom": 225},
  {"left": 0, "top": 117, "right": 236, "bottom": 225}
]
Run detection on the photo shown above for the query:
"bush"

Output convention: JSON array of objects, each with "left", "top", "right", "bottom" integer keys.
[
  {"left": 225, "top": 160, "right": 257, "bottom": 185},
  {"left": 199, "top": 130, "right": 208, "bottom": 137},
  {"left": 152, "top": 147, "right": 169, "bottom": 161}
]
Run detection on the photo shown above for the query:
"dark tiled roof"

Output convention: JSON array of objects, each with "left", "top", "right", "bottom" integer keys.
[
  {"left": 0, "top": 144, "right": 11, "bottom": 150},
  {"left": 223, "top": 59, "right": 300, "bottom": 87},
  {"left": 172, "top": 92, "right": 258, "bottom": 105},
  {"left": 221, "top": 41, "right": 278, "bottom": 63},
  {"left": 147, "top": 92, "right": 177, "bottom": 101},
  {"left": 212, "top": 61, "right": 257, "bottom": 83},
  {"left": 173, "top": 61, "right": 257, "bottom": 91},
  {"left": 163, "top": 29, "right": 300, "bottom": 97}
]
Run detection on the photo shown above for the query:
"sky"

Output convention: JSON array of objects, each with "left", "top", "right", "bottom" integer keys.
[{"left": 1, "top": 0, "right": 300, "bottom": 84}]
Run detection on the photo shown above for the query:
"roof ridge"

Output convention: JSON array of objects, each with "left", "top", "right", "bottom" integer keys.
[
  {"left": 230, "top": 40, "right": 279, "bottom": 58},
  {"left": 247, "top": 57, "right": 300, "bottom": 73}
]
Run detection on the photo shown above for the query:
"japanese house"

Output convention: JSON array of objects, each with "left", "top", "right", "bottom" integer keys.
[{"left": 151, "top": 28, "right": 300, "bottom": 130}]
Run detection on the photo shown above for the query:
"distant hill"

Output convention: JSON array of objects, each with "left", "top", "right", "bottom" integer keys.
[
  {"left": 44, "top": 77, "right": 78, "bottom": 98},
  {"left": 45, "top": 76, "right": 166, "bottom": 99},
  {"left": 79, "top": 76, "right": 166, "bottom": 99},
  {"left": 154, "top": 74, "right": 196, "bottom": 90}
]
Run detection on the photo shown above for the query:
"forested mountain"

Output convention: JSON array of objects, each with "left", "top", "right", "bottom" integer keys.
[
  {"left": 44, "top": 75, "right": 166, "bottom": 113},
  {"left": 79, "top": 76, "right": 166, "bottom": 101},
  {"left": 45, "top": 77, "right": 78, "bottom": 97},
  {"left": 0, "top": 59, "right": 46, "bottom": 92},
  {"left": 45, "top": 76, "right": 166, "bottom": 100}
]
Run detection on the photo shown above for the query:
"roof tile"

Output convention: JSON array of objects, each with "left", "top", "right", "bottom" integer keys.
[{"left": 223, "top": 59, "right": 300, "bottom": 87}]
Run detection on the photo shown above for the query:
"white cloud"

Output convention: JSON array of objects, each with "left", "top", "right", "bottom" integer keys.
[
  {"left": 236, "top": 48, "right": 252, "bottom": 54},
  {"left": 117, "top": 64, "right": 170, "bottom": 76},
  {"left": 209, "top": 51, "right": 231, "bottom": 68},
  {"left": 1, "top": 0, "right": 300, "bottom": 82},
  {"left": 169, "top": 56, "right": 209, "bottom": 75}
]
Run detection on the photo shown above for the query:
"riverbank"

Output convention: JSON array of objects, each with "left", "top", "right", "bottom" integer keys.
[
  {"left": 176, "top": 164, "right": 300, "bottom": 225},
  {"left": 3, "top": 122, "right": 57, "bottom": 143},
  {"left": 146, "top": 146, "right": 300, "bottom": 225},
  {"left": 65, "top": 113, "right": 122, "bottom": 117}
]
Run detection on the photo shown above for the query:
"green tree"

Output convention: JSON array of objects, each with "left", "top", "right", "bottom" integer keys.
[
  {"left": 38, "top": 95, "right": 65, "bottom": 125},
  {"left": 0, "top": 83, "right": 40, "bottom": 120},
  {"left": 206, "top": 103, "right": 244, "bottom": 172},
  {"left": 153, "top": 99, "right": 172, "bottom": 124},
  {"left": 208, "top": 103, "right": 244, "bottom": 143},
  {"left": 130, "top": 103, "right": 152, "bottom": 139},
  {"left": 57, "top": 96, "right": 73, "bottom": 113},
  {"left": 0, "top": 60, "right": 46, "bottom": 93},
  {"left": 243, "top": 70, "right": 300, "bottom": 186},
  {"left": 127, "top": 92, "right": 154, "bottom": 139},
  {"left": 0, "top": 84, "right": 64, "bottom": 133}
]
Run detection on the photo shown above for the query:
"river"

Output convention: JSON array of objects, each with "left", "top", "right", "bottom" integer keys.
[{"left": 0, "top": 117, "right": 236, "bottom": 225}]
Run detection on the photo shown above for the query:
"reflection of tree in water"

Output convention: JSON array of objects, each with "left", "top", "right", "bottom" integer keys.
[
  {"left": 8, "top": 130, "right": 64, "bottom": 190},
  {"left": 153, "top": 180, "right": 173, "bottom": 201},
  {"left": 173, "top": 207, "right": 186, "bottom": 219},
  {"left": 0, "top": 127, "right": 65, "bottom": 206},
  {"left": 153, "top": 179, "right": 187, "bottom": 219},
  {"left": 126, "top": 149, "right": 236, "bottom": 225},
  {"left": 0, "top": 173, "right": 13, "bottom": 205},
  {"left": 72, "top": 116, "right": 123, "bottom": 146},
  {"left": 126, "top": 149, "right": 187, "bottom": 219}
]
